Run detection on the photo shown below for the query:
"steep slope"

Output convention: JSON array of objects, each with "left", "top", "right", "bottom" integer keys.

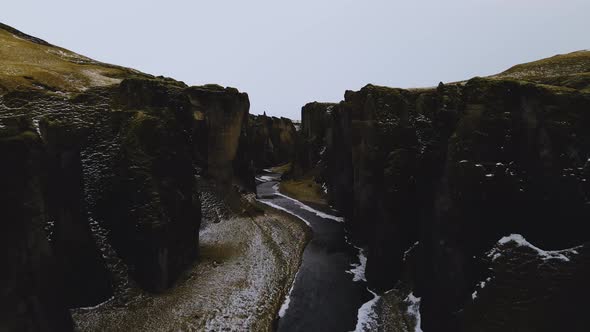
[
  {"left": 492, "top": 50, "right": 590, "bottom": 91},
  {"left": 0, "top": 23, "right": 148, "bottom": 95}
]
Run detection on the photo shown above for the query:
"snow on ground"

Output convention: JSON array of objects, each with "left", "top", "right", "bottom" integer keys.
[
  {"left": 405, "top": 293, "right": 423, "bottom": 332},
  {"left": 278, "top": 269, "right": 300, "bottom": 318},
  {"left": 353, "top": 289, "right": 381, "bottom": 331},
  {"left": 258, "top": 199, "right": 311, "bottom": 227},
  {"left": 471, "top": 277, "right": 492, "bottom": 300},
  {"left": 255, "top": 175, "right": 278, "bottom": 182},
  {"left": 488, "top": 233, "right": 579, "bottom": 262},
  {"left": 272, "top": 184, "right": 344, "bottom": 222},
  {"left": 347, "top": 248, "right": 368, "bottom": 282},
  {"left": 403, "top": 241, "right": 419, "bottom": 261},
  {"left": 32, "top": 118, "right": 41, "bottom": 136},
  {"left": 72, "top": 208, "right": 307, "bottom": 331}
]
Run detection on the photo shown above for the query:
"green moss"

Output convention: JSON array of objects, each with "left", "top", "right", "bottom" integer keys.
[
  {"left": 279, "top": 176, "right": 327, "bottom": 207},
  {"left": 0, "top": 25, "right": 152, "bottom": 95},
  {"left": 493, "top": 50, "right": 590, "bottom": 91},
  {"left": 270, "top": 163, "right": 292, "bottom": 174}
]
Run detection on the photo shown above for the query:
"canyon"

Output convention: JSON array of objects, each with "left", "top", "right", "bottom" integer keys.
[{"left": 2, "top": 22, "right": 590, "bottom": 332}]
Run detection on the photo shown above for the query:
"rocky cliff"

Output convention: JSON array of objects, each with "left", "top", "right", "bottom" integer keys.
[
  {"left": 0, "top": 119, "right": 74, "bottom": 332},
  {"left": 293, "top": 51, "right": 590, "bottom": 331},
  {"left": 248, "top": 113, "right": 297, "bottom": 169},
  {"left": 0, "top": 24, "right": 253, "bottom": 331}
]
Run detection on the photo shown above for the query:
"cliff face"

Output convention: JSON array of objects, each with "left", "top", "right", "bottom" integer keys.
[
  {"left": 248, "top": 114, "right": 297, "bottom": 169},
  {"left": 0, "top": 119, "right": 74, "bottom": 332},
  {"left": 39, "top": 118, "right": 113, "bottom": 306},
  {"left": 294, "top": 52, "right": 590, "bottom": 330},
  {"left": 187, "top": 85, "right": 251, "bottom": 190},
  {"left": 0, "top": 24, "right": 253, "bottom": 330},
  {"left": 289, "top": 102, "right": 335, "bottom": 176}
]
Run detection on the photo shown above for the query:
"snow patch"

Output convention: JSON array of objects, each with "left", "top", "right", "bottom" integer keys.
[
  {"left": 403, "top": 241, "right": 419, "bottom": 261},
  {"left": 405, "top": 292, "right": 423, "bottom": 332},
  {"left": 75, "top": 296, "right": 115, "bottom": 311},
  {"left": 490, "top": 234, "right": 578, "bottom": 262},
  {"left": 257, "top": 199, "right": 311, "bottom": 227},
  {"left": 347, "top": 248, "right": 367, "bottom": 282},
  {"left": 471, "top": 277, "right": 492, "bottom": 300},
  {"left": 278, "top": 270, "right": 300, "bottom": 317},
  {"left": 353, "top": 289, "right": 380, "bottom": 332},
  {"left": 32, "top": 118, "right": 41, "bottom": 136},
  {"left": 255, "top": 175, "right": 278, "bottom": 182},
  {"left": 272, "top": 185, "right": 344, "bottom": 222}
]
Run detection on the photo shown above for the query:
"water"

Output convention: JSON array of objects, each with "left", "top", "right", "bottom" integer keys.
[{"left": 256, "top": 172, "right": 373, "bottom": 332}]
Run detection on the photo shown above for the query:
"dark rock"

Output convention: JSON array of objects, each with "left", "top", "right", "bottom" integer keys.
[
  {"left": 39, "top": 118, "right": 113, "bottom": 307},
  {"left": 291, "top": 102, "right": 335, "bottom": 176},
  {"left": 248, "top": 114, "right": 297, "bottom": 169},
  {"left": 463, "top": 237, "right": 590, "bottom": 332},
  {"left": 104, "top": 110, "right": 200, "bottom": 292},
  {"left": 295, "top": 78, "right": 590, "bottom": 330},
  {"left": 187, "top": 85, "right": 250, "bottom": 192},
  {"left": 0, "top": 118, "right": 74, "bottom": 332}
]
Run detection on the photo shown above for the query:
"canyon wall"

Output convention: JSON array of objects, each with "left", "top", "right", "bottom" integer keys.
[
  {"left": 294, "top": 78, "right": 590, "bottom": 331},
  {"left": 1, "top": 74, "right": 253, "bottom": 330},
  {"left": 248, "top": 113, "right": 297, "bottom": 169},
  {"left": 0, "top": 119, "right": 74, "bottom": 332}
]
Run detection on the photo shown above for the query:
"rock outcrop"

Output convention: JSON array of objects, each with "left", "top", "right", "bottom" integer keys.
[
  {"left": 290, "top": 102, "right": 335, "bottom": 176},
  {"left": 248, "top": 114, "right": 297, "bottom": 169},
  {"left": 187, "top": 85, "right": 251, "bottom": 191},
  {"left": 293, "top": 51, "right": 590, "bottom": 331},
  {"left": 39, "top": 118, "right": 113, "bottom": 306},
  {"left": 0, "top": 23, "right": 254, "bottom": 330},
  {"left": 0, "top": 118, "right": 74, "bottom": 332}
]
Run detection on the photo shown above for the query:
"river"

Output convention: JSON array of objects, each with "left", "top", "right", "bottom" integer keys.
[{"left": 256, "top": 172, "right": 376, "bottom": 332}]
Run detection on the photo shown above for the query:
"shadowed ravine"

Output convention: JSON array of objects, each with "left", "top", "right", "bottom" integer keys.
[{"left": 256, "top": 172, "right": 373, "bottom": 332}]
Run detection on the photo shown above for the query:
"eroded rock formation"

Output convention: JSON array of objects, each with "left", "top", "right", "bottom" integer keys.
[
  {"left": 293, "top": 52, "right": 590, "bottom": 330},
  {"left": 0, "top": 118, "right": 74, "bottom": 332},
  {"left": 0, "top": 23, "right": 254, "bottom": 330},
  {"left": 248, "top": 114, "right": 297, "bottom": 169}
]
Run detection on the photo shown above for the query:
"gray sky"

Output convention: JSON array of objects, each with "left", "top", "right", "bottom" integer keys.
[{"left": 2, "top": 1, "right": 589, "bottom": 119}]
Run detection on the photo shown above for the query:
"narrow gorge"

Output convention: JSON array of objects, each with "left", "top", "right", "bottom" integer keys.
[{"left": 2, "top": 22, "right": 590, "bottom": 332}]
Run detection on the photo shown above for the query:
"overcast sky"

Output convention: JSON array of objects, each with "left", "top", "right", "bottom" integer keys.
[{"left": 2, "top": 1, "right": 589, "bottom": 119}]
